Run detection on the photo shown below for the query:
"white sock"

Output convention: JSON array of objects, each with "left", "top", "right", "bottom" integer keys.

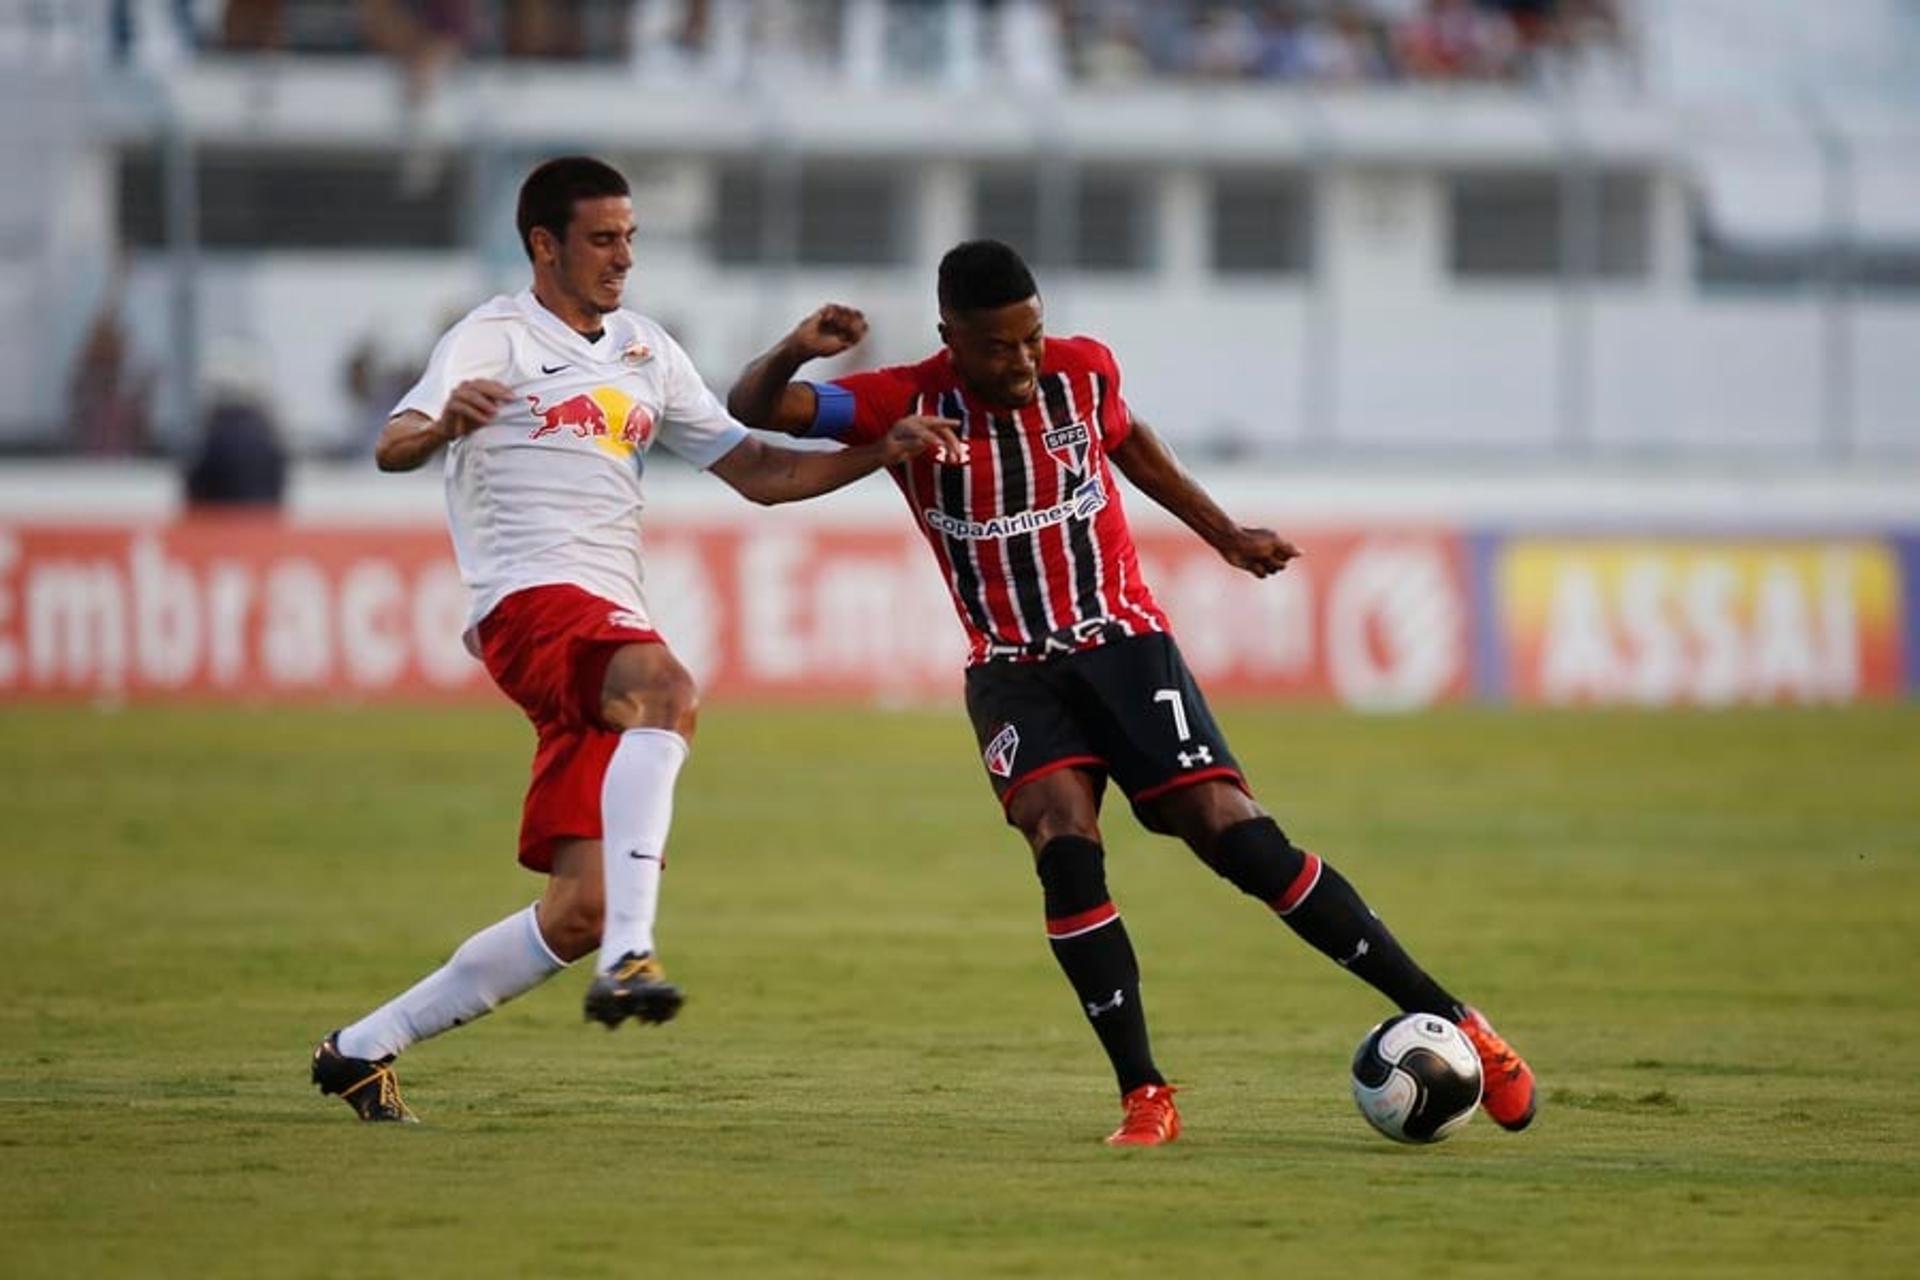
[
  {"left": 336, "top": 903, "right": 566, "bottom": 1061},
  {"left": 597, "top": 727, "right": 688, "bottom": 973}
]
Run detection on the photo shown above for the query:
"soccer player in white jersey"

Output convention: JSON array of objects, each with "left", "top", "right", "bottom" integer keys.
[{"left": 310, "top": 156, "right": 962, "bottom": 1122}]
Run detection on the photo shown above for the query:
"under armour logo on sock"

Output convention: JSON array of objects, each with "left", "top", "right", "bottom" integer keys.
[
  {"left": 1177, "top": 745, "right": 1214, "bottom": 768},
  {"left": 1085, "top": 989, "right": 1126, "bottom": 1018}
]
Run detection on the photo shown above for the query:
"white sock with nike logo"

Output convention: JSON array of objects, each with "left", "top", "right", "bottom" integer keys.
[
  {"left": 335, "top": 903, "right": 566, "bottom": 1061},
  {"left": 597, "top": 727, "right": 688, "bottom": 972}
]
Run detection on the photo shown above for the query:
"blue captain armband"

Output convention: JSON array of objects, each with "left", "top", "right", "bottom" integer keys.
[{"left": 804, "top": 381, "right": 856, "bottom": 440}]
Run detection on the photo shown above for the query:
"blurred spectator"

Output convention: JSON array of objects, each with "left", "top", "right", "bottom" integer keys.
[
  {"left": 115, "top": 0, "right": 1632, "bottom": 89},
  {"left": 68, "top": 296, "right": 154, "bottom": 458},
  {"left": 1544, "top": 0, "right": 1632, "bottom": 92},
  {"left": 1300, "top": 3, "right": 1397, "bottom": 83},
  {"left": 1075, "top": 10, "right": 1150, "bottom": 84},
  {"left": 1054, "top": 0, "right": 1628, "bottom": 87},
  {"left": 358, "top": 0, "right": 480, "bottom": 100},
  {"left": 221, "top": 0, "right": 286, "bottom": 51},
  {"left": 629, "top": 0, "right": 712, "bottom": 77},
  {"left": 183, "top": 339, "right": 286, "bottom": 508},
  {"left": 341, "top": 329, "right": 424, "bottom": 456},
  {"left": 501, "top": 0, "right": 594, "bottom": 60},
  {"left": 995, "top": 0, "right": 1069, "bottom": 90},
  {"left": 1251, "top": 2, "right": 1309, "bottom": 80},
  {"left": 1190, "top": 4, "right": 1263, "bottom": 79},
  {"left": 1396, "top": 0, "right": 1517, "bottom": 81}
]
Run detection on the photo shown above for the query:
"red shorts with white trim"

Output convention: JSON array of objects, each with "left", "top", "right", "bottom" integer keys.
[
  {"left": 962, "top": 632, "right": 1247, "bottom": 827},
  {"left": 477, "top": 584, "right": 664, "bottom": 872}
]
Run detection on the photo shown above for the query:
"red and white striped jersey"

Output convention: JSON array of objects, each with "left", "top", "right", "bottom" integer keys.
[{"left": 827, "top": 336, "right": 1169, "bottom": 666}]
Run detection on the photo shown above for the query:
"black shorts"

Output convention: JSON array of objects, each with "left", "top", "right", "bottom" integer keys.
[{"left": 964, "top": 632, "right": 1246, "bottom": 823}]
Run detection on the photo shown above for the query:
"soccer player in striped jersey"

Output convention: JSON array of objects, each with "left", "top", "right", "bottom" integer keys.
[{"left": 728, "top": 239, "right": 1536, "bottom": 1146}]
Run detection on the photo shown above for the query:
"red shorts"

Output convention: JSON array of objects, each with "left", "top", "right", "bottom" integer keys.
[{"left": 477, "top": 584, "right": 663, "bottom": 872}]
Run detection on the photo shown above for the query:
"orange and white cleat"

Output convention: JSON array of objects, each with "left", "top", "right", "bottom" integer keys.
[
  {"left": 1455, "top": 1006, "right": 1537, "bottom": 1131},
  {"left": 1105, "top": 1083, "right": 1182, "bottom": 1147}
]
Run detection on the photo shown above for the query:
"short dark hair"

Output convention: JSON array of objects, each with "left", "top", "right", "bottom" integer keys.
[
  {"left": 938, "top": 239, "right": 1039, "bottom": 313},
  {"left": 516, "top": 156, "right": 629, "bottom": 261}
]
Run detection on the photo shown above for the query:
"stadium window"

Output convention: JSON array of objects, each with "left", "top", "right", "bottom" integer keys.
[
  {"left": 798, "top": 167, "right": 907, "bottom": 265},
  {"left": 973, "top": 169, "right": 1044, "bottom": 261},
  {"left": 1694, "top": 204, "right": 1920, "bottom": 294},
  {"left": 1210, "top": 172, "right": 1312, "bottom": 275},
  {"left": 1448, "top": 169, "right": 1651, "bottom": 280},
  {"left": 711, "top": 164, "right": 768, "bottom": 266},
  {"left": 118, "top": 148, "right": 465, "bottom": 250},
  {"left": 971, "top": 167, "right": 1154, "bottom": 271},
  {"left": 711, "top": 162, "right": 907, "bottom": 267}
]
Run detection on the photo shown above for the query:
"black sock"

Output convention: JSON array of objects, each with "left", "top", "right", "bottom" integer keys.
[
  {"left": 1204, "top": 817, "right": 1460, "bottom": 1017},
  {"left": 1036, "top": 835, "right": 1164, "bottom": 1096}
]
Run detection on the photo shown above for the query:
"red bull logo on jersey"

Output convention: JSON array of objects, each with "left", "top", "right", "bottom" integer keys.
[
  {"left": 1043, "top": 420, "right": 1091, "bottom": 475},
  {"left": 620, "top": 403, "right": 655, "bottom": 449},
  {"left": 527, "top": 388, "right": 654, "bottom": 458},
  {"left": 528, "top": 393, "right": 606, "bottom": 440}
]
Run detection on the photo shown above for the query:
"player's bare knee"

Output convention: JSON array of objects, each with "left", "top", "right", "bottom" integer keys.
[
  {"left": 1149, "top": 782, "right": 1263, "bottom": 858},
  {"left": 541, "top": 896, "right": 603, "bottom": 963},
  {"left": 600, "top": 655, "right": 699, "bottom": 733},
  {"left": 1016, "top": 808, "right": 1100, "bottom": 857}
]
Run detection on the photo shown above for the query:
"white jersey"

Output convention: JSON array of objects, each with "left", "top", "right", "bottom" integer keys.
[{"left": 393, "top": 290, "right": 749, "bottom": 646}]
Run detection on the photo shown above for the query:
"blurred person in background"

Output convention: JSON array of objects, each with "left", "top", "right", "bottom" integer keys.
[
  {"left": 182, "top": 336, "right": 288, "bottom": 508},
  {"left": 729, "top": 240, "right": 1538, "bottom": 1147},
  {"left": 358, "top": 0, "right": 479, "bottom": 101},
  {"left": 1396, "top": 0, "right": 1518, "bottom": 80},
  {"left": 310, "top": 155, "right": 961, "bottom": 1122},
  {"left": 628, "top": 0, "right": 712, "bottom": 78},
  {"left": 341, "top": 329, "right": 425, "bottom": 457},
  {"left": 1189, "top": 3, "right": 1263, "bottom": 79},
  {"left": 219, "top": 0, "right": 285, "bottom": 50},
  {"left": 1300, "top": 1, "right": 1398, "bottom": 82},
  {"left": 1072, "top": 7, "right": 1151, "bottom": 84},
  {"left": 67, "top": 291, "right": 154, "bottom": 458}
]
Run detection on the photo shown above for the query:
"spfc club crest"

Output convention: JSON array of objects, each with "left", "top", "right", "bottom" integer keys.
[
  {"left": 1042, "top": 420, "right": 1091, "bottom": 475},
  {"left": 984, "top": 723, "right": 1020, "bottom": 779}
]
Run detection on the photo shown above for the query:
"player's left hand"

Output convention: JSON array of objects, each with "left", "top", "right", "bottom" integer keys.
[
  {"left": 1219, "top": 527, "right": 1300, "bottom": 578},
  {"left": 882, "top": 415, "right": 967, "bottom": 466}
]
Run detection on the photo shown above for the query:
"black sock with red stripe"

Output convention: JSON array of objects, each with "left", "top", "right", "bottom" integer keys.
[
  {"left": 1204, "top": 817, "right": 1458, "bottom": 1017},
  {"left": 1036, "top": 836, "right": 1164, "bottom": 1096}
]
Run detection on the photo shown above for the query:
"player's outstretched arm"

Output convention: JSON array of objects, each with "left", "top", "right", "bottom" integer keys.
[
  {"left": 726, "top": 304, "right": 869, "bottom": 434},
  {"left": 708, "top": 415, "right": 964, "bottom": 506},
  {"left": 1108, "top": 415, "right": 1299, "bottom": 578},
  {"left": 374, "top": 379, "right": 514, "bottom": 472}
]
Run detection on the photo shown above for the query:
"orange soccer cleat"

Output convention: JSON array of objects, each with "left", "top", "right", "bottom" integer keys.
[
  {"left": 1105, "top": 1083, "right": 1182, "bottom": 1147},
  {"left": 1455, "top": 1007, "right": 1537, "bottom": 1131}
]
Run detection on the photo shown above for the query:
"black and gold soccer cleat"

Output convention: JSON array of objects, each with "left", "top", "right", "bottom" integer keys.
[
  {"left": 311, "top": 1032, "right": 418, "bottom": 1123},
  {"left": 583, "top": 951, "right": 685, "bottom": 1029}
]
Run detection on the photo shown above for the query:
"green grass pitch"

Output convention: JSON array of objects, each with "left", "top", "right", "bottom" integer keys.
[{"left": 2, "top": 702, "right": 1917, "bottom": 1278}]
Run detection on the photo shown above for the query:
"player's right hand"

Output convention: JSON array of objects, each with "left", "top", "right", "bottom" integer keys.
[
  {"left": 882, "top": 415, "right": 966, "bottom": 466},
  {"left": 788, "top": 304, "right": 869, "bottom": 360},
  {"left": 439, "top": 379, "right": 515, "bottom": 438}
]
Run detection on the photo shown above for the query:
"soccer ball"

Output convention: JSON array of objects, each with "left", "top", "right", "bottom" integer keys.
[{"left": 1350, "top": 1012, "right": 1483, "bottom": 1144}]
